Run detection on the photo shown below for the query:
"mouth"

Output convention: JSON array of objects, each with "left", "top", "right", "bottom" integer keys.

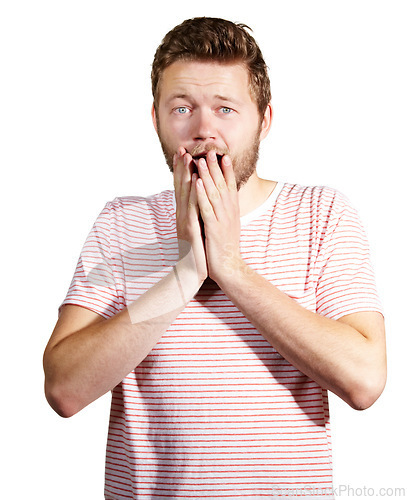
[{"left": 192, "top": 153, "right": 224, "bottom": 167}]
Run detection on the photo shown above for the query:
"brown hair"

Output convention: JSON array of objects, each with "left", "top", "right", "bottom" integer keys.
[{"left": 151, "top": 17, "right": 271, "bottom": 116}]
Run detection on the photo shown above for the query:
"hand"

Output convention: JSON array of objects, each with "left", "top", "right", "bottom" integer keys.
[
  {"left": 195, "top": 151, "right": 242, "bottom": 285},
  {"left": 173, "top": 147, "right": 208, "bottom": 284}
]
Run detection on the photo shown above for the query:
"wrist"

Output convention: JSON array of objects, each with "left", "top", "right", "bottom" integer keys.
[
  {"left": 177, "top": 238, "right": 208, "bottom": 284},
  {"left": 175, "top": 251, "right": 206, "bottom": 296},
  {"left": 212, "top": 253, "right": 254, "bottom": 291}
]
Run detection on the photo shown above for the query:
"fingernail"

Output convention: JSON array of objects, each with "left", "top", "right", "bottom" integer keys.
[
  {"left": 208, "top": 150, "right": 216, "bottom": 162},
  {"left": 199, "top": 158, "right": 207, "bottom": 169},
  {"left": 223, "top": 155, "right": 231, "bottom": 165}
]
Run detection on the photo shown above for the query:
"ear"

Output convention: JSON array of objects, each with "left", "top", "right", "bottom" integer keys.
[
  {"left": 259, "top": 103, "right": 273, "bottom": 141},
  {"left": 151, "top": 103, "right": 158, "bottom": 133}
]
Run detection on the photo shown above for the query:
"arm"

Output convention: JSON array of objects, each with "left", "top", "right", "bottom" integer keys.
[
  {"left": 44, "top": 148, "right": 206, "bottom": 418},
  {"left": 44, "top": 252, "right": 203, "bottom": 418},
  {"left": 194, "top": 152, "right": 386, "bottom": 410},
  {"left": 216, "top": 259, "right": 386, "bottom": 410}
]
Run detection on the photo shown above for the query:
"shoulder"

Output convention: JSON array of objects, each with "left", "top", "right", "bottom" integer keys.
[
  {"left": 98, "top": 190, "right": 175, "bottom": 225},
  {"left": 107, "top": 189, "right": 174, "bottom": 213},
  {"left": 281, "top": 182, "right": 347, "bottom": 204},
  {"left": 274, "top": 183, "right": 364, "bottom": 242},
  {"left": 279, "top": 182, "right": 355, "bottom": 217}
]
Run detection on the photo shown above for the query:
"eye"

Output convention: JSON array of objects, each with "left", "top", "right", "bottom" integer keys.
[
  {"left": 175, "top": 106, "right": 190, "bottom": 114},
  {"left": 220, "top": 107, "right": 233, "bottom": 114}
]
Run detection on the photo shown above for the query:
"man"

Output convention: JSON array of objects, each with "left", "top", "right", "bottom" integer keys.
[{"left": 43, "top": 17, "right": 386, "bottom": 499}]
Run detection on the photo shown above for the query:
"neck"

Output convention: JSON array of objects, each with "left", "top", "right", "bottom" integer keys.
[{"left": 238, "top": 171, "right": 277, "bottom": 217}]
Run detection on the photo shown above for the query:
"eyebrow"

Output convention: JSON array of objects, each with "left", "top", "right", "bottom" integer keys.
[
  {"left": 213, "top": 94, "right": 242, "bottom": 105},
  {"left": 165, "top": 93, "right": 242, "bottom": 106},
  {"left": 166, "top": 93, "right": 193, "bottom": 103}
]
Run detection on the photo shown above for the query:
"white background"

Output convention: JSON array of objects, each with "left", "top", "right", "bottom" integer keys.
[{"left": 1, "top": 1, "right": 406, "bottom": 498}]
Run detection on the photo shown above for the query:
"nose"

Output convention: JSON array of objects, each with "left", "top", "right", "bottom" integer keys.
[{"left": 192, "top": 108, "right": 217, "bottom": 142}]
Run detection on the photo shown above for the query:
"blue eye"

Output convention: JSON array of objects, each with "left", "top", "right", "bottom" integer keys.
[
  {"left": 220, "top": 107, "right": 233, "bottom": 114},
  {"left": 176, "top": 107, "right": 189, "bottom": 114}
]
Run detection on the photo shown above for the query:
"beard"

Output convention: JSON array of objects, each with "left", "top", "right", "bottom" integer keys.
[{"left": 156, "top": 123, "right": 261, "bottom": 191}]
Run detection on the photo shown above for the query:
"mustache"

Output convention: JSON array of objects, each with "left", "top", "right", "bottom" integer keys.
[{"left": 188, "top": 144, "right": 230, "bottom": 158}]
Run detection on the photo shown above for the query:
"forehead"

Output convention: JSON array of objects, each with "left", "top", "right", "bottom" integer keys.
[{"left": 159, "top": 60, "right": 253, "bottom": 103}]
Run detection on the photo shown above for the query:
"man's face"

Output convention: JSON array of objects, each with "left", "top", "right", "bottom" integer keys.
[{"left": 153, "top": 60, "right": 269, "bottom": 190}]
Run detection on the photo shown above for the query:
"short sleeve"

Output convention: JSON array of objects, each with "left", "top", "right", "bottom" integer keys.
[
  {"left": 315, "top": 191, "right": 383, "bottom": 321},
  {"left": 60, "top": 201, "right": 123, "bottom": 319}
]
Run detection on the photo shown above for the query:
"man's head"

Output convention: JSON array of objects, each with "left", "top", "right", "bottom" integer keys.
[
  {"left": 152, "top": 17, "right": 271, "bottom": 118},
  {"left": 151, "top": 18, "right": 272, "bottom": 190}
]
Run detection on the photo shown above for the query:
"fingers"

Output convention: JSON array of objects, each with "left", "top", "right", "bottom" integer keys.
[
  {"left": 173, "top": 147, "right": 238, "bottom": 226},
  {"left": 196, "top": 176, "right": 216, "bottom": 223},
  {"left": 197, "top": 151, "right": 237, "bottom": 194},
  {"left": 174, "top": 149, "right": 203, "bottom": 247},
  {"left": 206, "top": 151, "right": 228, "bottom": 191},
  {"left": 220, "top": 155, "right": 237, "bottom": 192},
  {"left": 174, "top": 147, "right": 195, "bottom": 216},
  {"left": 173, "top": 147, "right": 187, "bottom": 195},
  {"left": 188, "top": 173, "right": 200, "bottom": 219},
  {"left": 195, "top": 151, "right": 238, "bottom": 222}
]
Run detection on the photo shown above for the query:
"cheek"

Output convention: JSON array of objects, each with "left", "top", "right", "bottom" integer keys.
[
  {"left": 221, "top": 121, "right": 250, "bottom": 150},
  {"left": 161, "top": 118, "right": 191, "bottom": 145},
  {"left": 174, "top": 120, "right": 191, "bottom": 139}
]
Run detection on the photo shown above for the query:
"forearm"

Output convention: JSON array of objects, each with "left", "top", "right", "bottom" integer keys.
[
  {"left": 44, "top": 255, "right": 202, "bottom": 417},
  {"left": 187, "top": 149, "right": 385, "bottom": 408},
  {"left": 217, "top": 259, "right": 386, "bottom": 409}
]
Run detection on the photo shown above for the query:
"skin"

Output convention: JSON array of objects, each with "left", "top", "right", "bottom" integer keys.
[
  {"left": 152, "top": 60, "right": 276, "bottom": 215},
  {"left": 43, "top": 60, "right": 386, "bottom": 418}
]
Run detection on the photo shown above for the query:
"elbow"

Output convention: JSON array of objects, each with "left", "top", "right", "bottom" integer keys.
[
  {"left": 44, "top": 379, "right": 82, "bottom": 418},
  {"left": 43, "top": 351, "right": 84, "bottom": 418},
  {"left": 346, "top": 369, "right": 387, "bottom": 411}
]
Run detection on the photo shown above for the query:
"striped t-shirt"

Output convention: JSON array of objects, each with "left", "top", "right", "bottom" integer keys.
[{"left": 62, "top": 182, "right": 382, "bottom": 499}]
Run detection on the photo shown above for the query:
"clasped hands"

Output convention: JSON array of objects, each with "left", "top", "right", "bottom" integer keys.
[{"left": 173, "top": 147, "right": 242, "bottom": 288}]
